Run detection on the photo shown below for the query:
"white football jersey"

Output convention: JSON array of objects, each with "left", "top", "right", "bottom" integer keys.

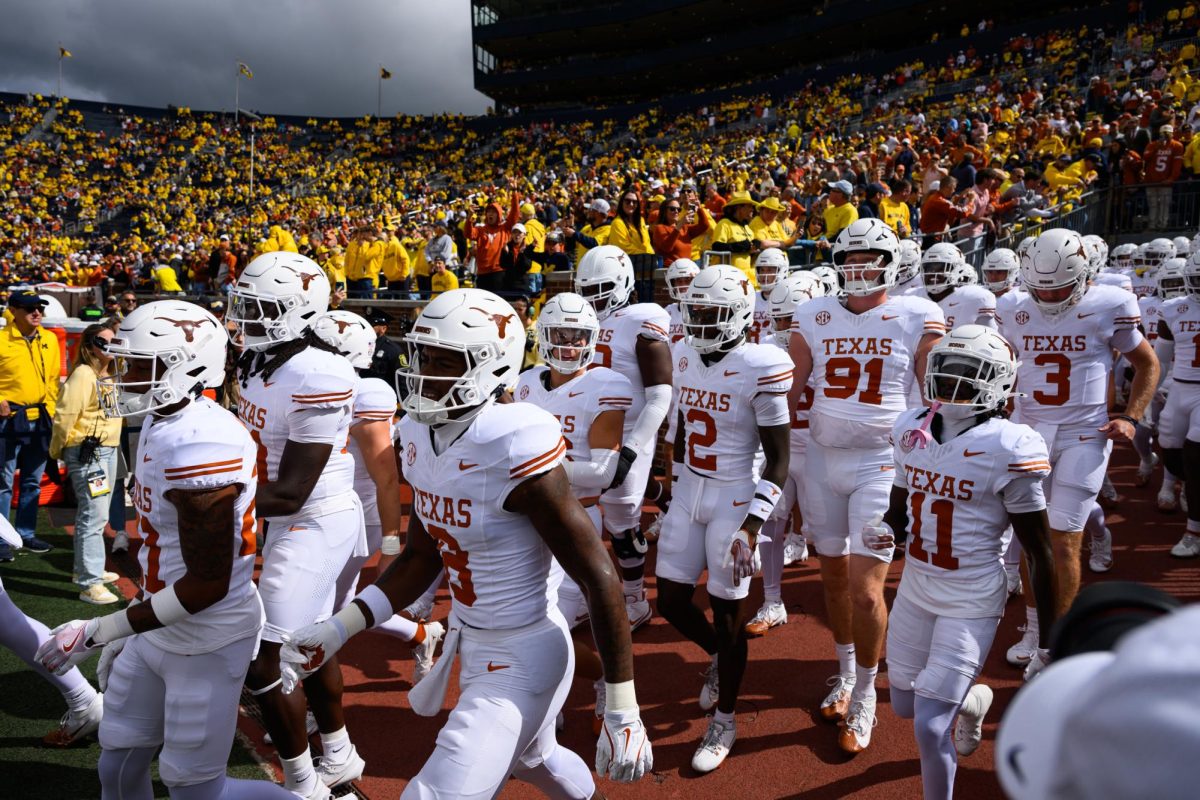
[
  {"left": 1140, "top": 295, "right": 1164, "bottom": 345},
  {"left": 992, "top": 288, "right": 1027, "bottom": 328},
  {"left": 348, "top": 376, "right": 396, "bottom": 528},
  {"left": 665, "top": 302, "right": 686, "bottom": 344},
  {"left": 775, "top": 325, "right": 814, "bottom": 448},
  {"left": 999, "top": 285, "right": 1143, "bottom": 428},
  {"left": 396, "top": 402, "right": 566, "bottom": 630},
  {"left": 133, "top": 397, "right": 261, "bottom": 655},
  {"left": 1160, "top": 295, "right": 1200, "bottom": 382},
  {"left": 747, "top": 291, "right": 773, "bottom": 344},
  {"left": 593, "top": 302, "right": 671, "bottom": 436},
  {"left": 910, "top": 285, "right": 997, "bottom": 330},
  {"left": 892, "top": 409, "right": 1049, "bottom": 616},
  {"left": 893, "top": 275, "right": 924, "bottom": 297},
  {"left": 514, "top": 366, "right": 633, "bottom": 502},
  {"left": 1095, "top": 272, "right": 1134, "bottom": 293},
  {"left": 794, "top": 294, "right": 946, "bottom": 449},
  {"left": 237, "top": 347, "right": 357, "bottom": 520},
  {"left": 671, "top": 339, "right": 793, "bottom": 481},
  {"left": 1130, "top": 273, "right": 1156, "bottom": 299}
]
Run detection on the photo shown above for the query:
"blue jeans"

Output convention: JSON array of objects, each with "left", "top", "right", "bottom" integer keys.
[
  {"left": 348, "top": 278, "right": 375, "bottom": 299},
  {"left": 64, "top": 445, "right": 118, "bottom": 587},
  {"left": 0, "top": 424, "right": 50, "bottom": 542}
]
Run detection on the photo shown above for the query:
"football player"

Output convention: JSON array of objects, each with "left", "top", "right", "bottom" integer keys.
[
  {"left": 1154, "top": 249, "right": 1200, "bottom": 558},
  {"left": 789, "top": 218, "right": 946, "bottom": 753},
  {"left": 1131, "top": 261, "right": 1184, "bottom": 507},
  {"left": 748, "top": 248, "right": 789, "bottom": 344},
  {"left": 998, "top": 229, "right": 1159, "bottom": 675},
  {"left": 745, "top": 271, "right": 825, "bottom": 637},
  {"left": 279, "top": 288, "right": 653, "bottom": 797},
  {"left": 868, "top": 325, "right": 1056, "bottom": 800},
  {"left": 228, "top": 253, "right": 365, "bottom": 798},
  {"left": 657, "top": 264, "right": 792, "bottom": 771},
  {"left": 515, "top": 292, "right": 633, "bottom": 732},
  {"left": 313, "top": 310, "right": 444, "bottom": 682},
  {"left": 893, "top": 238, "right": 924, "bottom": 296},
  {"left": 575, "top": 245, "right": 673, "bottom": 630},
  {"left": 665, "top": 258, "right": 700, "bottom": 345},
  {"left": 915, "top": 242, "right": 997, "bottom": 330},
  {"left": 37, "top": 301, "right": 294, "bottom": 800}
]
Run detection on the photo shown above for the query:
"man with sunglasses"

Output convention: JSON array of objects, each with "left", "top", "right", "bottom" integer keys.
[{"left": 0, "top": 290, "right": 61, "bottom": 558}]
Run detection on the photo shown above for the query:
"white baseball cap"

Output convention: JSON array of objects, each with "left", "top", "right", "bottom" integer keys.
[
  {"left": 589, "top": 198, "right": 611, "bottom": 214},
  {"left": 997, "top": 605, "right": 1200, "bottom": 799}
]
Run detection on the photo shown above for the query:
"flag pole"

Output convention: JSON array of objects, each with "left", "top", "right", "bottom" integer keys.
[
  {"left": 235, "top": 62, "right": 239, "bottom": 124},
  {"left": 57, "top": 43, "right": 63, "bottom": 98},
  {"left": 377, "top": 64, "right": 382, "bottom": 118}
]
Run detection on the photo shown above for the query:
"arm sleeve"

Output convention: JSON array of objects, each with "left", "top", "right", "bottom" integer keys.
[
  {"left": 627, "top": 383, "right": 672, "bottom": 454},
  {"left": 752, "top": 391, "right": 790, "bottom": 427},
  {"left": 563, "top": 448, "right": 620, "bottom": 490},
  {"left": 352, "top": 378, "right": 396, "bottom": 425},
  {"left": 501, "top": 412, "right": 568, "bottom": 505}
]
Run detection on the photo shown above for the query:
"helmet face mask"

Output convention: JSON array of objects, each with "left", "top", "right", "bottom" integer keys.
[
  {"left": 665, "top": 258, "right": 700, "bottom": 302},
  {"left": 681, "top": 265, "right": 753, "bottom": 354},
  {"left": 536, "top": 292, "right": 599, "bottom": 373},
  {"left": 1021, "top": 229, "right": 1091, "bottom": 318},
  {"left": 922, "top": 325, "right": 1017, "bottom": 413},
  {"left": 754, "top": 248, "right": 790, "bottom": 293},
  {"left": 575, "top": 245, "right": 635, "bottom": 320},
  {"left": 897, "top": 239, "right": 922, "bottom": 283},
  {"left": 767, "top": 273, "right": 822, "bottom": 347},
  {"left": 227, "top": 252, "right": 330, "bottom": 351},
  {"left": 983, "top": 248, "right": 1020, "bottom": 293},
  {"left": 921, "top": 242, "right": 965, "bottom": 294},
  {"left": 833, "top": 219, "right": 900, "bottom": 296},
  {"left": 1158, "top": 258, "right": 1188, "bottom": 300}
]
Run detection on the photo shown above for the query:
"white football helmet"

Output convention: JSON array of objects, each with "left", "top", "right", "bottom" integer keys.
[
  {"left": 100, "top": 300, "right": 228, "bottom": 417},
  {"left": 1015, "top": 235, "right": 1037, "bottom": 265},
  {"left": 1173, "top": 236, "right": 1191, "bottom": 257},
  {"left": 810, "top": 265, "right": 840, "bottom": 298},
  {"left": 832, "top": 218, "right": 900, "bottom": 296},
  {"left": 312, "top": 310, "right": 376, "bottom": 370},
  {"left": 923, "top": 324, "right": 1018, "bottom": 412},
  {"left": 766, "top": 273, "right": 823, "bottom": 347},
  {"left": 1144, "top": 238, "right": 1177, "bottom": 274},
  {"left": 227, "top": 252, "right": 330, "bottom": 351},
  {"left": 536, "top": 292, "right": 599, "bottom": 374},
  {"left": 982, "top": 248, "right": 1021, "bottom": 293},
  {"left": 1191, "top": 231, "right": 1200, "bottom": 257},
  {"left": 575, "top": 244, "right": 635, "bottom": 320},
  {"left": 681, "top": 265, "right": 754, "bottom": 354},
  {"left": 1080, "top": 235, "right": 1108, "bottom": 280},
  {"left": 399, "top": 289, "right": 524, "bottom": 425},
  {"left": 896, "top": 239, "right": 922, "bottom": 284},
  {"left": 1158, "top": 257, "right": 1188, "bottom": 300},
  {"left": 921, "top": 242, "right": 965, "bottom": 292},
  {"left": 1185, "top": 251, "right": 1200, "bottom": 298},
  {"left": 754, "top": 248, "right": 790, "bottom": 293},
  {"left": 1110, "top": 242, "right": 1137, "bottom": 271},
  {"left": 665, "top": 258, "right": 700, "bottom": 302},
  {"left": 1021, "top": 228, "right": 1091, "bottom": 317}
]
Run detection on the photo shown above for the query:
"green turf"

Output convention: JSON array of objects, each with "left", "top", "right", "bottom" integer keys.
[{"left": 0, "top": 511, "right": 271, "bottom": 800}]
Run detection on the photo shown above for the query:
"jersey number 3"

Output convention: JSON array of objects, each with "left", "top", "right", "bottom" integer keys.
[{"left": 427, "top": 524, "right": 478, "bottom": 606}]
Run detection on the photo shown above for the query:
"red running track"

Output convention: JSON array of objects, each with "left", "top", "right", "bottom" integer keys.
[{"left": 239, "top": 443, "right": 1200, "bottom": 799}]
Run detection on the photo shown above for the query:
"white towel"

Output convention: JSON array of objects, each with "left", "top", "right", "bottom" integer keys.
[{"left": 409, "top": 613, "right": 460, "bottom": 716}]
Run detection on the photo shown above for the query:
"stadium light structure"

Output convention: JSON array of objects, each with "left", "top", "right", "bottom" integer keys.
[{"left": 239, "top": 109, "right": 261, "bottom": 201}]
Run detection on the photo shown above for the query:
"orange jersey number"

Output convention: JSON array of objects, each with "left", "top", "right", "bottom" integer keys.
[
  {"left": 907, "top": 491, "right": 959, "bottom": 570},
  {"left": 426, "top": 523, "right": 478, "bottom": 606},
  {"left": 686, "top": 408, "right": 718, "bottom": 471},
  {"left": 824, "top": 356, "right": 884, "bottom": 405},
  {"left": 1032, "top": 353, "right": 1071, "bottom": 406}
]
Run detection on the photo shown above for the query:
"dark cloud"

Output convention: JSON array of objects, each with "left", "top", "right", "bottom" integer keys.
[{"left": 0, "top": 0, "right": 491, "bottom": 117}]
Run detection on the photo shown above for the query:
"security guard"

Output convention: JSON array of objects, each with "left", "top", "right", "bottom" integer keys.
[
  {"left": 0, "top": 290, "right": 61, "bottom": 558},
  {"left": 362, "top": 307, "right": 404, "bottom": 400}
]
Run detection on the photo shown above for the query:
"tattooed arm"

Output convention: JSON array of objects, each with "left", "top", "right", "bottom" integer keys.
[{"left": 124, "top": 483, "right": 243, "bottom": 632}]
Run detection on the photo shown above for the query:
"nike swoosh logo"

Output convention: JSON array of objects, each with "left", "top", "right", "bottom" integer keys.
[
  {"left": 963, "top": 449, "right": 985, "bottom": 457},
  {"left": 263, "top": 381, "right": 275, "bottom": 387},
  {"left": 142, "top": 454, "right": 152, "bottom": 462},
  {"left": 947, "top": 302, "right": 959, "bottom": 307},
  {"left": 1079, "top": 436, "right": 1095, "bottom": 441},
  {"left": 732, "top": 500, "right": 750, "bottom": 507},
  {"left": 622, "top": 728, "right": 631, "bottom": 750},
  {"left": 487, "top": 662, "right": 509, "bottom": 672},
  {"left": 881, "top": 314, "right": 899, "bottom": 321},
  {"left": 568, "top": 391, "right": 584, "bottom": 398},
  {"left": 1077, "top": 312, "right": 1095, "bottom": 319},
  {"left": 459, "top": 461, "right": 478, "bottom": 471},
  {"left": 1007, "top": 746, "right": 1025, "bottom": 782},
  {"left": 63, "top": 627, "right": 86, "bottom": 655},
  {"left": 724, "top": 370, "right": 739, "bottom": 377}
]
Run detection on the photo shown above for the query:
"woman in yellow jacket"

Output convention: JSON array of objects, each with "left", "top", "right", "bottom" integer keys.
[
  {"left": 49, "top": 324, "right": 123, "bottom": 605},
  {"left": 608, "top": 189, "right": 654, "bottom": 256},
  {"left": 710, "top": 191, "right": 761, "bottom": 286}
]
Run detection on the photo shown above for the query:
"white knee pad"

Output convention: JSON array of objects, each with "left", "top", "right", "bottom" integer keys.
[
  {"left": 1047, "top": 484, "right": 1097, "bottom": 532},
  {"left": 99, "top": 746, "right": 157, "bottom": 800}
]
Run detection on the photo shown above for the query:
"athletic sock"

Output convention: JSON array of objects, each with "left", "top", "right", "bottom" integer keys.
[
  {"left": 851, "top": 663, "right": 878, "bottom": 703},
  {"left": 319, "top": 726, "right": 351, "bottom": 764},
  {"left": 280, "top": 748, "right": 317, "bottom": 794},
  {"left": 622, "top": 578, "right": 643, "bottom": 599},
  {"left": 63, "top": 681, "right": 97, "bottom": 713},
  {"left": 835, "top": 642, "right": 857, "bottom": 680},
  {"left": 373, "top": 613, "right": 418, "bottom": 642},
  {"left": 713, "top": 709, "right": 735, "bottom": 727},
  {"left": 1025, "top": 605, "right": 1038, "bottom": 631}
]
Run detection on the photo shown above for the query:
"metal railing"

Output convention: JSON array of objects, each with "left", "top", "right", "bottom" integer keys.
[{"left": 1106, "top": 179, "right": 1200, "bottom": 235}]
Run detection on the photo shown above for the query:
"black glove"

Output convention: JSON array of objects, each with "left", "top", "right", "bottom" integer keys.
[{"left": 609, "top": 446, "right": 638, "bottom": 490}]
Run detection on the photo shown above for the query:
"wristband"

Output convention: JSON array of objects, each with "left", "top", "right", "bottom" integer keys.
[
  {"left": 355, "top": 584, "right": 394, "bottom": 629},
  {"left": 605, "top": 679, "right": 638, "bottom": 713},
  {"left": 747, "top": 478, "right": 783, "bottom": 522},
  {"left": 90, "top": 608, "right": 136, "bottom": 646},
  {"left": 380, "top": 535, "right": 401, "bottom": 556},
  {"left": 149, "top": 584, "right": 191, "bottom": 628},
  {"left": 1112, "top": 413, "right": 1138, "bottom": 427}
]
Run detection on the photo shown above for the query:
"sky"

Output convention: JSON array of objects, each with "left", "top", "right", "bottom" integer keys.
[{"left": 0, "top": 0, "right": 492, "bottom": 118}]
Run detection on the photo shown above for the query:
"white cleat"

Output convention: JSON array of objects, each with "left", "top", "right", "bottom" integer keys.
[
  {"left": 782, "top": 532, "right": 809, "bottom": 565},
  {"left": 691, "top": 716, "right": 736, "bottom": 773},
  {"left": 316, "top": 743, "right": 365, "bottom": 788},
  {"left": 819, "top": 674, "right": 855, "bottom": 722},
  {"left": 698, "top": 657, "right": 720, "bottom": 711},
  {"left": 43, "top": 692, "right": 103, "bottom": 747},
  {"left": 111, "top": 530, "right": 130, "bottom": 553},
  {"left": 1158, "top": 485, "right": 1180, "bottom": 512},
  {"left": 953, "top": 684, "right": 993, "bottom": 756},
  {"left": 1135, "top": 453, "right": 1160, "bottom": 487},
  {"left": 265, "top": 710, "right": 317, "bottom": 745},
  {"left": 412, "top": 621, "right": 444, "bottom": 684},
  {"left": 1006, "top": 625, "right": 1039, "bottom": 666},
  {"left": 291, "top": 780, "right": 332, "bottom": 800},
  {"left": 625, "top": 592, "right": 652, "bottom": 631},
  {"left": 1171, "top": 532, "right": 1200, "bottom": 558},
  {"left": 744, "top": 601, "right": 787, "bottom": 636},
  {"left": 838, "top": 696, "right": 878, "bottom": 754},
  {"left": 1089, "top": 528, "right": 1113, "bottom": 573},
  {"left": 1004, "top": 563, "right": 1022, "bottom": 596}
]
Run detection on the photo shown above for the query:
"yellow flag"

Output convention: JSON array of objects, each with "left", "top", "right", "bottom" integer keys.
[
  {"left": 59, "top": 47, "right": 72, "bottom": 59},
  {"left": 238, "top": 62, "right": 253, "bottom": 79},
  {"left": 380, "top": 67, "right": 392, "bottom": 80}
]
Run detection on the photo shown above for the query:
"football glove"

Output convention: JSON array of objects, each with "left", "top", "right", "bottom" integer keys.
[
  {"left": 596, "top": 706, "right": 653, "bottom": 782},
  {"left": 279, "top": 616, "right": 350, "bottom": 694},
  {"left": 36, "top": 618, "right": 101, "bottom": 676},
  {"left": 609, "top": 446, "right": 638, "bottom": 490},
  {"left": 96, "top": 638, "right": 128, "bottom": 692},
  {"left": 725, "top": 530, "right": 762, "bottom": 587}
]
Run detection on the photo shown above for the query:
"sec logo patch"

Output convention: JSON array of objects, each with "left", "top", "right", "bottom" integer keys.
[
  {"left": 678, "top": 356, "right": 688, "bottom": 372},
  {"left": 406, "top": 441, "right": 417, "bottom": 466},
  {"left": 1015, "top": 310, "right": 1030, "bottom": 325},
  {"left": 816, "top": 311, "right": 831, "bottom": 325},
  {"left": 518, "top": 384, "right": 530, "bottom": 400}
]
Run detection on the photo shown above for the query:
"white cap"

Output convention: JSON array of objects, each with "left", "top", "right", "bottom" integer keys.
[
  {"left": 649, "top": 178, "right": 664, "bottom": 190},
  {"left": 589, "top": 198, "right": 611, "bottom": 214},
  {"left": 511, "top": 222, "right": 526, "bottom": 234},
  {"left": 997, "top": 605, "right": 1200, "bottom": 799}
]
